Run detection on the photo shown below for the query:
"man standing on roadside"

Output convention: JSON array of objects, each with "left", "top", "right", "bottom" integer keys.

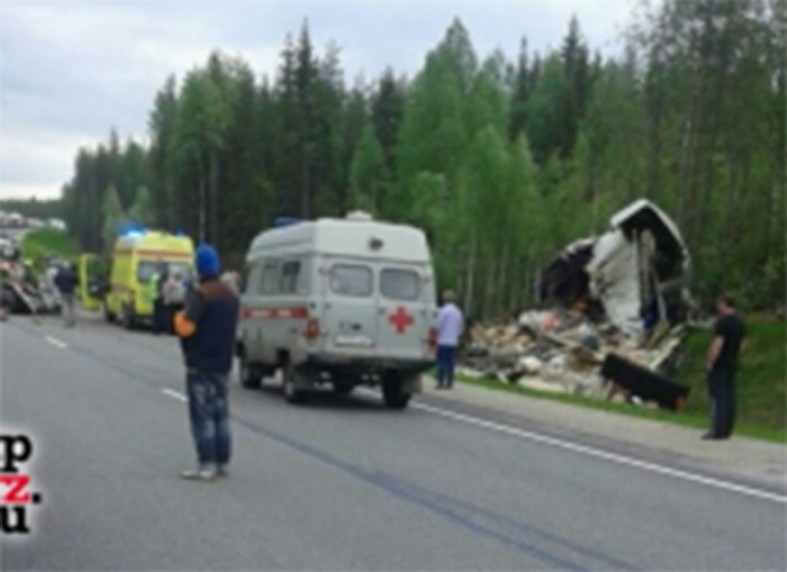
[
  {"left": 54, "top": 263, "right": 79, "bottom": 328},
  {"left": 704, "top": 293, "right": 746, "bottom": 440},
  {"left": 436, "top": 289, "right": 464, "bottom": 389},
  {"left": 174, "top": 245, "right": 239, "bottom": 480}
]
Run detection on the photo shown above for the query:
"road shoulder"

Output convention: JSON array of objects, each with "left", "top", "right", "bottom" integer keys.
[{"left": 419, "top": 379, "right": 786, "bottom": 491}]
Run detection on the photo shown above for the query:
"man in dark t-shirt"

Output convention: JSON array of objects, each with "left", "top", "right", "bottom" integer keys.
[{"left": 704, "top": 294, "right": 746, "bottom": 440}]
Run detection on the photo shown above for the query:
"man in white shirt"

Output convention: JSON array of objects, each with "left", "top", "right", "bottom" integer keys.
[{"left": 436, "top": 290, "right": 464, "bottom": 389}]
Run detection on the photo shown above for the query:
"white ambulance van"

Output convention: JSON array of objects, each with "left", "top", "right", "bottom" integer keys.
[{"left": 237, "top": 213, "right": 436, "bottom": 409}]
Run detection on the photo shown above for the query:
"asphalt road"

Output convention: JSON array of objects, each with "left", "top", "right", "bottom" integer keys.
[{"left": 2, "top": 315, "right": 785, "bottom": 570}]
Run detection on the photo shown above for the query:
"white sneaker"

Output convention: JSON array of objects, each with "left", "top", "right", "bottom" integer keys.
[{"left": 180, "top": 468, "right": 217, "bottom": 481}]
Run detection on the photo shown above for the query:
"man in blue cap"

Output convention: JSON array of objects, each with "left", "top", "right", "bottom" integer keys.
[{"left": 175, "top": 244, "right": 239, "bottom": 481}]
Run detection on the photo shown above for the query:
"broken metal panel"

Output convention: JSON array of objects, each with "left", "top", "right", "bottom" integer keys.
[
  {"left": 609, "top": 198, "right": 690, "bottom": 279},
  {"left": 539, "top": 237, "right": 594, "bottom": 306},
  {"left": 585, "top": 229, "right": 643, "bottom": 335}
]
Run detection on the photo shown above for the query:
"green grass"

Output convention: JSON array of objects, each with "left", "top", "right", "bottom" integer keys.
[
  {"left": 456, "top": 317, "right": 786, "bottom": 443},
  {"left": 20, "top": 229, "right": 77, "bottom": 271}
]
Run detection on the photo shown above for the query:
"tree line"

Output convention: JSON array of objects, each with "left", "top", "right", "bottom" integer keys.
[
  {"left": 0, "top": 198, "right": 65, "bottom": 220},
  {"left": 61, "top": 0, "right": 785, "bottom": 318}
]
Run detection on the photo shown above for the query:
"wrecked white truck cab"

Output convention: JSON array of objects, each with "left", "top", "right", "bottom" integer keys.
[{"left": 542, "top": 199, "right": 691, "bottom": 336}]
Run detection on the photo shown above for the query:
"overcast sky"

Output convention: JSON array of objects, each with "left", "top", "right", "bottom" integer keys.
[{"left": 0, "top": 0, "right": 638, "bottom": 201}]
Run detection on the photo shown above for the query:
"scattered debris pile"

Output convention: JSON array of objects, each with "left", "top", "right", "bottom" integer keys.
[{"left": 463, "top": 200, "right": 692, "bottom": 410}]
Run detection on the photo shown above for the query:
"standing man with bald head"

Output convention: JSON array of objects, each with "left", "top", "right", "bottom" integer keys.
[{"left": 436, "top": 289, "right": 464, "bottom": 390}]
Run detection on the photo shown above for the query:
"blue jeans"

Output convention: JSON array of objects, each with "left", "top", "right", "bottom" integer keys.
[
  {"left": 436, "top": 345, "right": 457, "bottom": 387},
  {"left": 186, "top": 371, "right": 231, "bottom": 467}
]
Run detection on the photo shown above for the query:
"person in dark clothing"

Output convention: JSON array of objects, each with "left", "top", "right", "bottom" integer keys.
[
  {"left": 54, "top": 263, "right": 79, "bottom": 328},
  {"left": 703, "top": 294, "right": 746, "bottom": 440},
  {"left": 151, "top": 262, "right": 168, "bottom": 335},
  {"left": 175, "top": 245, "right": 239, "bottom": 481}
]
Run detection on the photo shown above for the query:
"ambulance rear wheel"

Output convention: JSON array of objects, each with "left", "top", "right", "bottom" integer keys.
[
  {"left": 282, "top": 363, "right": 307, "bottom": 404},
  {"left": 103, "top": 302, "right": 116, "bottom": 323},
  {"left": 382, "top": 374, "right": 411, "bottom": 410},
  {"left": 239, "top": 353, "right": 261, "bottom": 389},
  {"left": 332, "top": 382, "right": 354, "bottom": 396}
]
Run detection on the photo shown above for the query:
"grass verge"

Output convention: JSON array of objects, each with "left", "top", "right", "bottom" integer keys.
[{"left": 20, "top": 229, "right": 76, "bottom": 270}]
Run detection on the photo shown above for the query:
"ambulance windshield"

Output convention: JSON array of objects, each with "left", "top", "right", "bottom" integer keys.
[{"left": 137, "top": 261, "right": 191, "bottom": 283}]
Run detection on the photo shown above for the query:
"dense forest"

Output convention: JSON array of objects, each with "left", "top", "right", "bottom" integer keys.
[{"left": 60, "top": 0, "right": 785, "bottom": 318}]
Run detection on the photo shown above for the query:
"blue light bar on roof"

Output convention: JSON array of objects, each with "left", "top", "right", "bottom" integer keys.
[
  {"left": 273, "top": 217, "right": 300, "bottom": 229},
  {"left": 119, "top": 223, "right": 146, "bottom": 238}
]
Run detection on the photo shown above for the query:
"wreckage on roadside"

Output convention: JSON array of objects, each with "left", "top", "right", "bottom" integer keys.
[
  {"left": 464, "top": 199, "right": 692, "bottom": 410},
  {"left": 541, "top": 199, "right": 692, "bottom": 335}
]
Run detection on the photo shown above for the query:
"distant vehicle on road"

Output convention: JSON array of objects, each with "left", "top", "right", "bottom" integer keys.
[
  {"left": 3, "top": 212, "right": 25, "bottom": 228},
  {"left": 237, "top": 212, "right": 437, "bottom": 409},
  {"left": 0, "top": 236, "right": 16, "bottom": 259},
  {"left": 47, "top": 218, "right": 67, "bottom": 231},
  {"left": 98, "top": 229, "right": 194, "bottom": 329}
]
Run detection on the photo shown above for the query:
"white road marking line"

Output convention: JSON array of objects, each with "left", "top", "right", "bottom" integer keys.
[
  {"left": 162, "top": 388, "right": 187, "bottom": 402},
  {"left": 407, "top": 400, "right": 786, "bottom": 505},
  {"left": 44, "top": 336, "right": 68, "bottom": 349}
]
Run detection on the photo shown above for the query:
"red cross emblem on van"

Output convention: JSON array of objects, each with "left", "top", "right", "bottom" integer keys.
[{"left": 388, "top": 306, "right": 414, "bottom": 334}]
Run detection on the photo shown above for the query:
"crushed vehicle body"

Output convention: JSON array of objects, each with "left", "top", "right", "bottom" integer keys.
[
  {"left": 463, "top": 199, "right": 692, "bottom": 411},
  {"left": 541, "top": 199, "right": 691, "bottom": 336}
]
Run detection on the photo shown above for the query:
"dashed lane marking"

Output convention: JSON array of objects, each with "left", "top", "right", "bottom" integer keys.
[
  {"left": 44, "top": 335, "right": 68, "bottom": 349},
  {"left": 162, "top": 388, "right": 187, "bottom": 402}
]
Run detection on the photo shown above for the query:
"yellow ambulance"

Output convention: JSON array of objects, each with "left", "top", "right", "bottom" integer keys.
[{"left": 104, "top": 230, "right": 194, "bottom": 328}]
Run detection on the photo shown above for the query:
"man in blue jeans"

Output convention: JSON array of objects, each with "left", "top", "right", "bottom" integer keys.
[
  {"left": 175, "top": 245, "right": 239, "bottom": 481},
  {"left": 436, "top": 290, "right": 464, "bottom": 389}
]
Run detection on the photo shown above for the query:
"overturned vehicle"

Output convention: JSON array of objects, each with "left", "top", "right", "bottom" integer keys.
[
  {"left": 541, "top": 199, "right": 691, "bottom": 337},
  {"left": 465, "top": 200, "right": 693, "bottom": 410}
]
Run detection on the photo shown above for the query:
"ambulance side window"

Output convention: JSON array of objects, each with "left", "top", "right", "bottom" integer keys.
[
  {"left": 296, "top": 259, "right": 310, "bottom": 294},
  {"left": 244, "top": 264, "right": 263, "bottom": 295},
  {"left": 260, "top": 261, "right": 281, "bottom": 295},
  {"left": 381, "top": 268, "right": 420, "bottom": 301},
  {"left": 279, "top": 260, "right": 301, "bottom": 294},
  {"left": 330, "top": 265, "right": 372, "bottom": 297}
]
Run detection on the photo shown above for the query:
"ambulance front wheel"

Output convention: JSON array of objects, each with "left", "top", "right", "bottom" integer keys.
[{"left": 382, "top": 373, "right": 411, "bottom": 410}]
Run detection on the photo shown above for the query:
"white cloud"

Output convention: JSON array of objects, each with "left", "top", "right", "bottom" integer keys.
[{"left": 0, "top": 0, "right": 636, "bottom": 200}]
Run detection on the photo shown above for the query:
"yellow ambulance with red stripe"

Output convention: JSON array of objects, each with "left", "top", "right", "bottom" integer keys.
[
  {"left": 104, "top": 229, "right": 194, "bottom": 328},
  {"left": 237, "top": 212, "right": 437, "bottom": 410}
]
